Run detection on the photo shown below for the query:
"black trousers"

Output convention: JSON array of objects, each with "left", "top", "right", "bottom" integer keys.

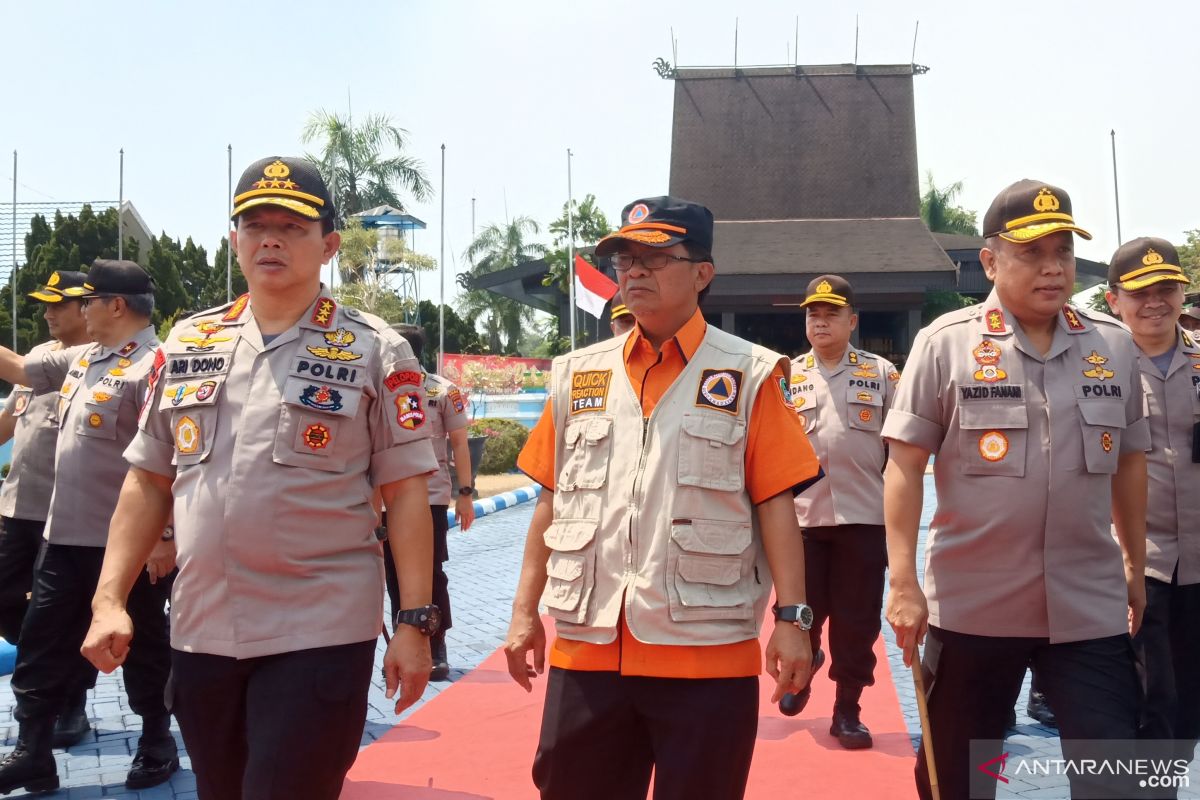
[
  {"left": 917, "top": 627, "right": 1140, "bottom": 800},
  {"left": 802, "top": 523, "right": 887, "bottom": 698},
  {"left": 13, "top": 543, "right": 172, "bottom": 722},
  {"left": 533, "top": 668, "right": 759, "bottom": 800},
  {"left": 168, "top": 641, "right": 376, "bottom": 800},
  {"left": 383, "top": 504, "right": 451, "bottom": 632},
  {"left": 0, "top": 516, "right": 45, "bottom": 645},
  {"left": 1135, "top": 573, "right": 1200, "bottom": 753}
]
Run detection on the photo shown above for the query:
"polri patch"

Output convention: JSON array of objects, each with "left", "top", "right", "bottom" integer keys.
[
  {"left": 569, "top": 370, "right": 612, "bottom": 414},
  {"left": 695, "top": 369, "right": 743, "bottom": 415}
]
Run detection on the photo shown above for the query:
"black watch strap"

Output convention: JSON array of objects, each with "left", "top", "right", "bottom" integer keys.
[
  {"left": 457, "top": 486, "right": 474, "bottom": 497},
  {"left": 394, "top": 604, "right": 442, "bottom": 636}
]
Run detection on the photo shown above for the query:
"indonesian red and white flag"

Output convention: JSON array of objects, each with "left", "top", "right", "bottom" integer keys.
[{"left": 573, "top": 254, "right": 618, "bottom": 319}]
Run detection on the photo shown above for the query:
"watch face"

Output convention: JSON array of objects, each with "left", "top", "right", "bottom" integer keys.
[
  {"left": 799, "top": 605, "right": 814, "bottom": 628},
  {"left": 425, "top": 604, "right": 443, "bottom": 635}
]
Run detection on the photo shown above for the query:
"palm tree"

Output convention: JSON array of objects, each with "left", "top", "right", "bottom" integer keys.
[
  {"left": 920, "top": 172, "right": 979, "bottom": 236},
  {"left": 301, "top": 111, "right": 433, "bottom": 222},
  {"left": 458, "top": 217, "right": 547, "bottom": 353}
]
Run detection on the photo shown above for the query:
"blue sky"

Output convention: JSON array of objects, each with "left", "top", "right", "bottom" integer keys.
[{"left": 5, "top": 0, "right": 1198, "bottom": 305}]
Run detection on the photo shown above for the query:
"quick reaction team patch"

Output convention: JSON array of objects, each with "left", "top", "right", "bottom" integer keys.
[{"left": 569, "top": 370, "right": 612, "bottom": 414}]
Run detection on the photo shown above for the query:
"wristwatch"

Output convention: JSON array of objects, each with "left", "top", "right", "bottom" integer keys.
[
  {"left": 161, "top": 525, "right": 175, "bottom": 542},
  {"left": 394, "top": 604, "right": 442, "bottom": 636},
  {"left": 772, "top": 603, "right": 814, "bottom": 631},
  {"left": 457, "top": 486, "right": 474, "bottom": 497}
]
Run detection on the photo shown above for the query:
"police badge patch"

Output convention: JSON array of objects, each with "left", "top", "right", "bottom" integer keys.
[{"left": 395, "top": 392, "right": 426, "bottom": 430}]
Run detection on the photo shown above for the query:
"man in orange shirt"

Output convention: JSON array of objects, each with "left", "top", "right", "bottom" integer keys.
[{"left": 504, "top": 197, "right": 823, "bottom": 800}]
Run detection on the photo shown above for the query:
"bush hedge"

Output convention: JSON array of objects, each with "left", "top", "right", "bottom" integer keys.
[{"left": 468, "top": 418, "right": 530, "bottom": 474}]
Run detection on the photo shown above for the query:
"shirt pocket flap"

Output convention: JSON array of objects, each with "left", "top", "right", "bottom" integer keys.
[
  {"left": 563, "top": 421, "right": 584, "bottom": 448},
  {"left": 583, "top": 416, "right": 613, "bottom": 444},
  {"left": 543, "top": 519, "right": 597, "bottom": 551},
  {"left": 1078, "top": 400, "right": 1127, "bottom": 429},
  {"left": 671, "top": 519, "right": 752, "bottom": 555},
  {"left": 545, "top": 553, "right": 586, "bottom": 581},
  {"left": 677, "top": 553, "right": 742, "bottom": 586},
  {"left": 959, "top": 401, "right": 1028, "bottom": 430},
  {"left": 846, "top": 386, "right": 883, "bottom": 407},
  {"left": 681, "top": 413, "right": 746, "bottom": 446}
]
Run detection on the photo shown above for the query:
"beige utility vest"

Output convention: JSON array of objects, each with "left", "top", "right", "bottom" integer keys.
[{"left": 541, "top": 326, "right": 784, "bottom": 647}]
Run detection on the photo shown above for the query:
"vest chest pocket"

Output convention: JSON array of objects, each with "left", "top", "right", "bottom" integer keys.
[
  {"left": 846, "top": 386, "right": 883, "bottom": 431},
  {"left": 677, "top": 413, "right": 746, "bottom": 492},
  {"left": 558, "top": 416, "right": 612, "bottom": 492},
  {"left": 1077, "top": 397, "right": 1126, "bottom": 474},
  {"left": 957, "top": 400, "right": 1028, "bottom": 477},
  {"left": 668, "top": 519, "right": 755, "bottom": 622},
  {"left": 540, "top": 519, "right": 598, "bottom": 624}
]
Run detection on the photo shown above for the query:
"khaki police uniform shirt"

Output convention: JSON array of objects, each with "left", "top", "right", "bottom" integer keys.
[
  {"left": 790, "top": 347, "right": 899, "bottom": 528},
  {"left": 124, "top": 290, "right": 438, "bottom": 659},
  {"left": 423, "top": 373, "right": 469, "bottom": 506},
  {"left": 24, "top": 327, "right": 160, "bottom": 547},
  {"left": 1141, "top": 327, "right": 1200, "bottom": 585},
  {"left": 881, "top": 292, "right": 1150, "bottom": 643},
  {"left": 0, "top": 341, "right": 64, "bottom": 522}
]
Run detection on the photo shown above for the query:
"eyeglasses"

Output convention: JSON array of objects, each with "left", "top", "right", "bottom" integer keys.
[
  {"left": 81, "top": 295, "right": 116, "bottom": 307},
  {"left": 611, "top": 253, "right": 706, "bottom": 272}
]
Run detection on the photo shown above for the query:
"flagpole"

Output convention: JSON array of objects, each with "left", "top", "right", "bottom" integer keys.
[
  {"left": 439, "top": 143, "right": 446, "bottom": 375},
  {"left": 227, "top": 144, "right": 233, "bottom": 302},
  {"left": 11, "top": 150, "right": 17, "bottom": 351},
  {"left": 118, "top": 148, "right": 124, "bottom": 260},
  {"left": 567, "top": 148, "right": 576, "bottom": 350},
  {"left": 1110, "top": 130, "right": 1123, "bottom": 245}
]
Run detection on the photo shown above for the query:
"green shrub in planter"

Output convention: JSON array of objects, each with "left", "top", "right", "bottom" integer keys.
[{"left": 467, "top": 418, "right": 530, "bottom": 474}]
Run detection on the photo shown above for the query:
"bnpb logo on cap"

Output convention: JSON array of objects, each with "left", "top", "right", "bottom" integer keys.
[{"left": 627, "top": 203, "right": 650, "bottom": 224}]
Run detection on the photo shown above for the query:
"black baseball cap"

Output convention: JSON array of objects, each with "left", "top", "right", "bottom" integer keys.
[
  {"left": 29, "top": 270, "right": 88, "bottom": 304},
  {"left": 982, "top": 179, "right": 1092, "bottom": 243},
  {"left": 594, "top": 196, "right": 714, "bottom": 258},
  {"left": 231, "top": 156, "right": 335, "bottom": 221},
  {"left": 1108, "top": 237, "right": 1190, "bottom": 291},
  {"left": 799, "top": 275, "right": 855, "bottom": 308},
  {"left": 62, "top": 259, "right": 155, "bottom": 298}
]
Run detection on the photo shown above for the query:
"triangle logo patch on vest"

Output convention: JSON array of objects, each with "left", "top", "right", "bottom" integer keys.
[{"left": 695, "top": 369, "right": 743, "bottom": 415}]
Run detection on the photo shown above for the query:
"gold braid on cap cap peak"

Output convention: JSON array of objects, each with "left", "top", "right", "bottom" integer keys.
[{"left": 234, "top": 160, "right": 326, "bottom": 209}]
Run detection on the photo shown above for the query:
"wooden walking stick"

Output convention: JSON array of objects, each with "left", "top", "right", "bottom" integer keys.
[{"left": 910, "top": 644, "right": 941, "bottom": 800}]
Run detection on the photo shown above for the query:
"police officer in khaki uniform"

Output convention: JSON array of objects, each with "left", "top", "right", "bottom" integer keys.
[
  {"left": 778, "top": 275, "right": 898, "bottom": 750},
  {"left": 0, "top": 260, "right": 177, "bottom": 794},
  {"left": 384, "top": 323, "right": 475, "bottom": 681},
  {"left": 505, "top": 197, "right": 823, "bottom": 800},
  {"left": 81, "top": 156, "right": 440, "bottom": 800},
  {"left": 883, "top": 180, "right": 1150, "bottom": 800},
  {"left": 0, "top": 270, "right": 94, "bottom": 749},
  {"left": 1104, "top": 237, "right": 1200, "bottom": 754},
  {"left": 609, "top": 295, "right": 635, "bottom": 336}
]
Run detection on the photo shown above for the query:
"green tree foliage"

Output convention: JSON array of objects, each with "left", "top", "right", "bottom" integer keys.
[
  {"left": 920, "top": 172, "right": 980, "bottom": 236},
  {"left": 458, "top": 217, "right": 547, "bottom": 354},
  {"left": 337, "top": 218, "right": 436, "bottom": 284},
  {"left": 542, "top": 194, "right": 612, "bottom": 292},
  {"left": 921, "top": 289, "right": 976, "bottom": 324},
  {"left": 301, "top": 111, "right": 432, "bottom": 224},
  {"left": 1178, "top": 229, "right": 1200, "bottom": 285},
  {"left": 416, "top": 300, "right": 483, "bottom": 370}
]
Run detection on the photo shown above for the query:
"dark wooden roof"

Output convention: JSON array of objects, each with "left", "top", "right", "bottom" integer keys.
[
  {"left": 669, "top": 65, "right": 920, "bottom": 221},
  {"left": 712, "top": 218, "right": 955, "bottom": 275}
]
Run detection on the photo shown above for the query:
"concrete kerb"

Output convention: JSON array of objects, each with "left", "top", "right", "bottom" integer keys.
[{"left": 448, "top": 484, "right": 542, "bottom": 529}]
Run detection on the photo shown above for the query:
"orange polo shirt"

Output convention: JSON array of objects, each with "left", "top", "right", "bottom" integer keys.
[{"left": 517, "top": 309, "right": 821, "bottom": 679}]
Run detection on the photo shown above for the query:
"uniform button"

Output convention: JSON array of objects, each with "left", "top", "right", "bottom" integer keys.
[{"left": 346, "top": 308, "right": 360, "bottom": 317}]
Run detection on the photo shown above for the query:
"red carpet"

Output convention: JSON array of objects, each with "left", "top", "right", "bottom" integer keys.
[{"left": 342, "top": 620, "right": 917, "bottom": 799}]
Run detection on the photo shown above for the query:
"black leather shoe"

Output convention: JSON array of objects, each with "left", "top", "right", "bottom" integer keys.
[
  {"left": 830, "top": 708, "right": 873, "bottom": 749},
  {"left": 778, "top": 649, "right": 826, "bottom": 717},
  {"left": 1026, "top": 691, "right": 1057, "bottom": 729},
  {"left": 430, "top": 637, "right": 450, "bottom": 682},
  {"left": 52, "top": 696, "right": 91, "bottom": 749},
  {"left": 0, "top": 719, "right": 59, "bottom": 795},
  {"left": 125, "top": 736, "right": 179, "bottom": 790}
]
